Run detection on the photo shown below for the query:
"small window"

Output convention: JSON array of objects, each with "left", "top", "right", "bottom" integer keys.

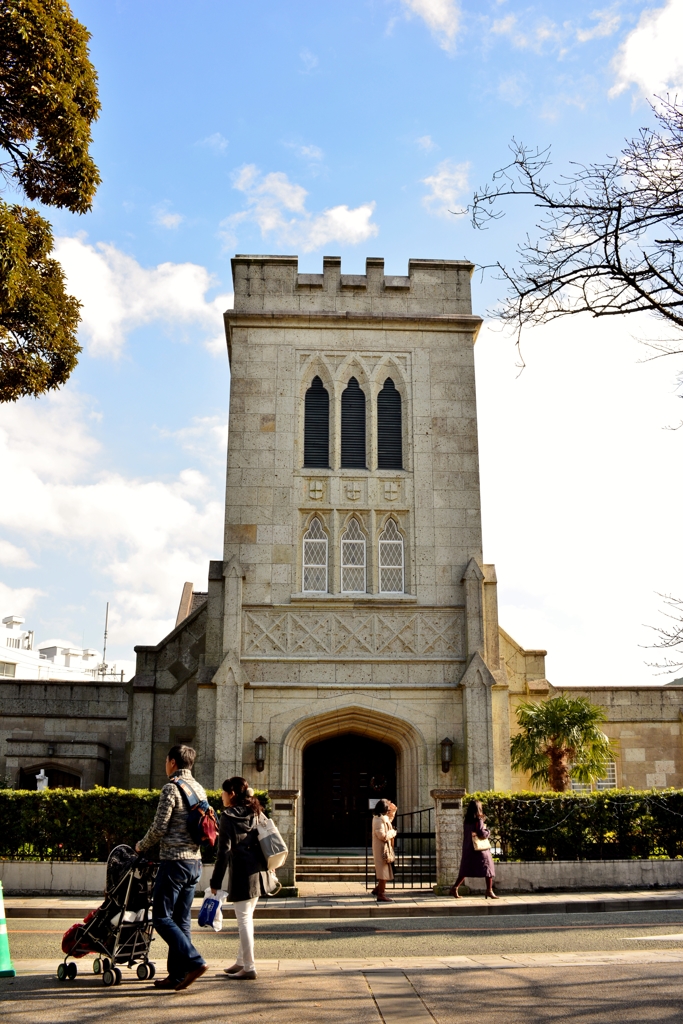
[
  {"left": 304, "top": 376, "right": 330, "bottom": 468},
  {"left": 377, "top": 378, "right": 402, "bottom": 469},
  {"left": 341, "top": 377, "right": 366, "bottom": 468},
  {"left": 378, "top": 520, "right": 404, "bottom": 593},
  {"left": 302, "top": 517, "right": 328, "bottom": 593},
  {"left": 0, "top": 661, "right": 16, "bottom": 678},
  {"left": 595, "top": 762, "right": 617, "bottom": 791},
  {"left": 569, "top": 779, "right": 592, "bottom": 793},
  {"left": 341, "top": 518, "right": 366, "bottom": 593},
  {"left": 6, "top": 637, "right": 21, "bottom": 649}
]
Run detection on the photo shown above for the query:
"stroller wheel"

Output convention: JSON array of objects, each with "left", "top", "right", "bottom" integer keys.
[
  {"left": 93, "top": 958, "right": 101, "bottom": 974},
  {"left": 148, "top": 962, "right": 156, "bottom": 979},
  {"left": 66, "top": 962, "right": 78, "bottom": 980},
  {"left": 114, "top": 968, "right": 123, "bottom": 985},
  {"left": 136, "top": 962, "right": 150, "bottom": 980},
  {"left": 57, "top": 963, "right": 68, "bottom": 981},
  {"left": 102, "top": 969, "right": 115, "bottom": 987}
]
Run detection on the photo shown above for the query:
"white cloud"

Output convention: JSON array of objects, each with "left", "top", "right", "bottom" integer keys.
[
  {"left": 401, "top": 0, "right": 460, "bottom": 53},
  {"left": 0, "top": 582, "right": 43, "bottom": 617},
  {"left": 299, "top": 48, "right": 319, "bottom": 73},
  {"left": 476, "top": 312, "right": 683, "bottom": 688},
  {"left": 286, "top": 142, "right": 324, "bottom": 161},
  {"left": 611, "top": 0, "right": 683, "bottom": 99},
  {"left": 152, "top": 203, "right": 184, "bottom": 229},
  {"left": 416, "top": 134, "right": 437, "bottom": 151},
  {"left": 158, "top": 415, "right": 229, "bottom": 468},
  {"left": 0, "top": 540, "right": 36, "bottom": 569},
  {"left": 0, "top": 392, "right": 223, "bottom": 649},
  {"left": 199, "top": 132, "right": 228, "bottom": 152},
  {"left": 222, "top": 165, "right": 378, "bottom": 253},
  {"left": 54, "top": 235, "right": 232, "bottom": 358},
  {"left": 421, "top": 159, "right": 469, "bottom": 217},
  {"left": 576, "top": 6, "right": 620, "bottom": 43}
]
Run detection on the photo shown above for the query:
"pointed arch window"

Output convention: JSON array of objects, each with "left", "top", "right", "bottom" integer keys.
[
  {"left": 378, "top": 519, "right": 404, "bottom": 593},
  {"left": 377, "top": 377, "right": 402, "bottom": 470},
  {"left": 304, "top": 376, "right": 330, "bottom": 468},
  {"left": 302, "top": 517, "right": 328, "bottom": 593},
  {"left": 340, "top": 518, "right": 366, "bottom": 593},
  {"left": 341, "top": 377, "right": 366, "bottom": 468}
]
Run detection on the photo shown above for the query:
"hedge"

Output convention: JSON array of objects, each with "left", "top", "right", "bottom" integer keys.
[
  {"left": 471, "top": 789, "right": 683, "bottom": 861},
  {"left": 0, "top": 788, "right": 271, "bottom": 862}
]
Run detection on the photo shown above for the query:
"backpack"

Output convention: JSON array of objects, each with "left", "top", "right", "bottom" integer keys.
[{"left": 173, "top": 777, "right": 218, "bottom": 847}]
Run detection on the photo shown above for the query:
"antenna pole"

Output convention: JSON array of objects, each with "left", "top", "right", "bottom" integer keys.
[{"left": 102, "top": 602, "right": 109, "bottom": 670}]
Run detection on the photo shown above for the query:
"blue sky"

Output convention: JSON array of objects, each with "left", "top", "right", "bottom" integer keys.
[{"left": 1, "top": 0, "right": 683, "bottom": 683}]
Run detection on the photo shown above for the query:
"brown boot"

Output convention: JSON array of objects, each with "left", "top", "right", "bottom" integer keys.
[{"left": 175, "top": 964, "right": 208, "bottom": 991}]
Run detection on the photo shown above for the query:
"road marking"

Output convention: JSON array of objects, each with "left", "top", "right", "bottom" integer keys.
[
  {"left": 365, "top": 971, "right": 435, "bottom": 1023},
  {"left": 625, "top": 933, "right": 683, "bottom": 941}
]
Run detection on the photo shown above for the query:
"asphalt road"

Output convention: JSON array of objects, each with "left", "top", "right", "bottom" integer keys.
[{"left": 8, "top": 908, "right": 683, "bottom": 963}]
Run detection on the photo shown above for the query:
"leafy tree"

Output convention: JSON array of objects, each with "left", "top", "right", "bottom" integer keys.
[
  {"left": 0, "top": 0, "right": 100, "bottom": 401},
  {"left": 510, "top": 695, "right": 616, "bottom": 792},
  {"left": 470, "top": 99, "right": 683, "bottom": 364}
]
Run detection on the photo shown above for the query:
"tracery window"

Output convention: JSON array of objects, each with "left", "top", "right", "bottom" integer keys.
[
  {"left": 302, "top": 517, "right": 328, "bottom": 593},
  {"left": 341, "top": 377, "right": 366, "bottom": 468},
  {"left": 340, "top": 518, "right": 366, "bottom": 593},
  {"left": 304, "top": 376, "right": 330, "bottom": 468},
  {"left": 378, "top": 519, "right": 404, "bottom": 593},
  {"left": 377, "top": 377, "right": 402, "bottom": 470}
]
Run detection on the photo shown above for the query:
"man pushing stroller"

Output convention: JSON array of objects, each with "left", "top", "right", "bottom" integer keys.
[{"left": 135, "top": 744, "right": 209, "bottom": 991}]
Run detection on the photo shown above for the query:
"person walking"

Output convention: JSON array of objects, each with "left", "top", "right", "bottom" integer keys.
[
  {"left": 450, "top": 799, "right": 498, "bottom": 899},
  {"left": 135, "top": 744, "right": 208, "bottom": 990},
  {"left": 371, "top": 798, "right": 397, "bottom": 903},
  {"left": 210, "top": 776, "right": 270, "bottom": 980}
]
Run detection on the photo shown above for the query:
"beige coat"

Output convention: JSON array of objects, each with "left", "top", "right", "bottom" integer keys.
[{"left": 372, "top": 814, "right": 397, "bottom": 881}]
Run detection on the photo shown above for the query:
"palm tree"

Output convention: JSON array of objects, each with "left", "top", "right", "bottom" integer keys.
[{"left": 510, "top": 696, "right": 617, "bottom": 792}]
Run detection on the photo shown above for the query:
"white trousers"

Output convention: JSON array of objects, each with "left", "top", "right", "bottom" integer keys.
[{"left": 233, "top": 897, "right": 259, "bottom": 972}]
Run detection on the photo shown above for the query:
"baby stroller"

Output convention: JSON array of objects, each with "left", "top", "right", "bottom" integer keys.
[{"left": 57, "top": 844, "right": 158, "bottom": 987}]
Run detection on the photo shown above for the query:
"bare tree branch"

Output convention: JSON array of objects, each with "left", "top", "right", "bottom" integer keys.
[{"left": 470, "top": 98, "right": 683, "bottom": 353}]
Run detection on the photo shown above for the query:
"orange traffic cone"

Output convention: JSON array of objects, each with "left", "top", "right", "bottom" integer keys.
[{"left": 0, "top": 880, "right": 16, "bottom": 977}]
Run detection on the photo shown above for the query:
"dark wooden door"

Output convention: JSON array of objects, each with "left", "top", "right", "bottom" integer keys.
[{"left": 303, "top": 733, "right": 396, "bottom": 847}]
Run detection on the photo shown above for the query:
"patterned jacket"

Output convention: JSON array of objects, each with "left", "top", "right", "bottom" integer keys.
[{"left": 137, "top": 769, "right": 207, "bottom": 861}]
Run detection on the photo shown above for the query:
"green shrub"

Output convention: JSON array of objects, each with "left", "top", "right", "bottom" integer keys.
[
  {"left": 468, "top": 788, "right": 683, "bottom": 861},
  {"left": 0, "top": 788, "right": 271, "bottom": 862}
]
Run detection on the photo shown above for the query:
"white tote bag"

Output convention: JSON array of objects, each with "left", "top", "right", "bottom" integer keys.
[{"left": 256, "top": 814, "right": 288, "bottom": 870}]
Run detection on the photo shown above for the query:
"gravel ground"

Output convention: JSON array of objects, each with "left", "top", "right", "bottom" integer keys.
[{"left": 8, "top": 909, "right": 683, "bottom": 963}]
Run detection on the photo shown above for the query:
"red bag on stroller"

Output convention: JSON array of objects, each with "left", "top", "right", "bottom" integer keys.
[{"left": 62, "top": 910, "right": 99, "bottom": 957}]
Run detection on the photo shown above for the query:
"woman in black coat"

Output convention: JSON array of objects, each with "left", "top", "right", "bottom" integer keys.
[
  {"left": 210, "top": 776, "right": 269, "bottom": 979},
  {"left": 450, "top": 799, "right": 498, "bottom": 899}
]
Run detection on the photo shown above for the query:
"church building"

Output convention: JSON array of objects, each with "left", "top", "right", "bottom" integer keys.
[{"left": 125, "top": 254, "right": 547, "bottom": 849}]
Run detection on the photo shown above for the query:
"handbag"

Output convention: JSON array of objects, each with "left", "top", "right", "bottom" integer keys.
[
  {"left": 256, "top": 813, "right": 288, "bottom": 870},
  {"left": 471, "top": 834, "right": 491, "bottom": 852},
  {"left": 382, "top": 841, "right": 395, "bottom": 864}
]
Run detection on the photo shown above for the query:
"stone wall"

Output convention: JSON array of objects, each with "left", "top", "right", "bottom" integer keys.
[{"left": 0, "top": 679, "right": 128, "bottom": 788}]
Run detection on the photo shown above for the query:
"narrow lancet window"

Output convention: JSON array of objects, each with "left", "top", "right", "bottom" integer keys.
[
  {"left": 341, "top": 518, "right": 366, "bottom": 593},
  {"left": 341, "top": 377, "right": 366, "bottom": 468},
  {"left": 378, "top": 519, "right": 404, "bottom": 593},
  {"left": 377, "top": 377, "right": 402, "bottom": 470},
  {"left": 302, "top": 517, "right": 328, "bottom": 593},
  {"left": 304, "top": 376, "right": 330, "bottom": 468}
]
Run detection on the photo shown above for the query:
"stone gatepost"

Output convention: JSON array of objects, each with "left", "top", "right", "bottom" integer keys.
[
  {"left": 267, "top": 789, "right": 300, "bottom": 895},
  {"left": 430, "top": 788, "right": 465, "bottom": 895}
]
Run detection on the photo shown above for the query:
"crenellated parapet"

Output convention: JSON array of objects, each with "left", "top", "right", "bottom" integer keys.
[{"left": 230, "top": 254, "right": 475, "bottom": 316}]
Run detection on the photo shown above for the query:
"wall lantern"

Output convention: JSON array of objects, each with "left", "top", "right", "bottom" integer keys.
[
  {"left": 254, "top": 736, "right": 268, "bottom": 772},
  {"left": 440, "top": 737, "right": 453, "bottom": 774}
]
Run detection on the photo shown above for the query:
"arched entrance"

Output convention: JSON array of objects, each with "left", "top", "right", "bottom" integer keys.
[{"left": 303, "top": 733, "right": 397, "bottom": 847}]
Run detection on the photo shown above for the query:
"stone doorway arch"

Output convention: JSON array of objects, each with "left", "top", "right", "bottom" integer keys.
[{"left": 279, "top": 703, "right": 426, "bottom": 852}]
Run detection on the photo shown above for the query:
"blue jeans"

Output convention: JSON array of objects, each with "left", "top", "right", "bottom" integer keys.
[{"left": 152, "top": 859, "right": 205, "bottom": 982}]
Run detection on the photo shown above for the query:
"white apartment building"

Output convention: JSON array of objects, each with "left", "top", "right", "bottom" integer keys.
[{"left": 0, "top": 615, "right": 120, "bottom": 681}]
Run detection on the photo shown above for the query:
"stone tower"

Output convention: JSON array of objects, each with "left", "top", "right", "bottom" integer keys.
[{"left": 127, "top": 255, "right": 547, "bottom": 851}]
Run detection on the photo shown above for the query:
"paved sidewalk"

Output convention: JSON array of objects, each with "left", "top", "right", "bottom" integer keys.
[
  {"left": 5, "top": 952, "right": 683, "bottom": 1023},
  {"left": 10, "top": 948, "right": 683, "bottom": 975},
  {"left": 6, "top": 887, "right": 683, "bottom": 919}
]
